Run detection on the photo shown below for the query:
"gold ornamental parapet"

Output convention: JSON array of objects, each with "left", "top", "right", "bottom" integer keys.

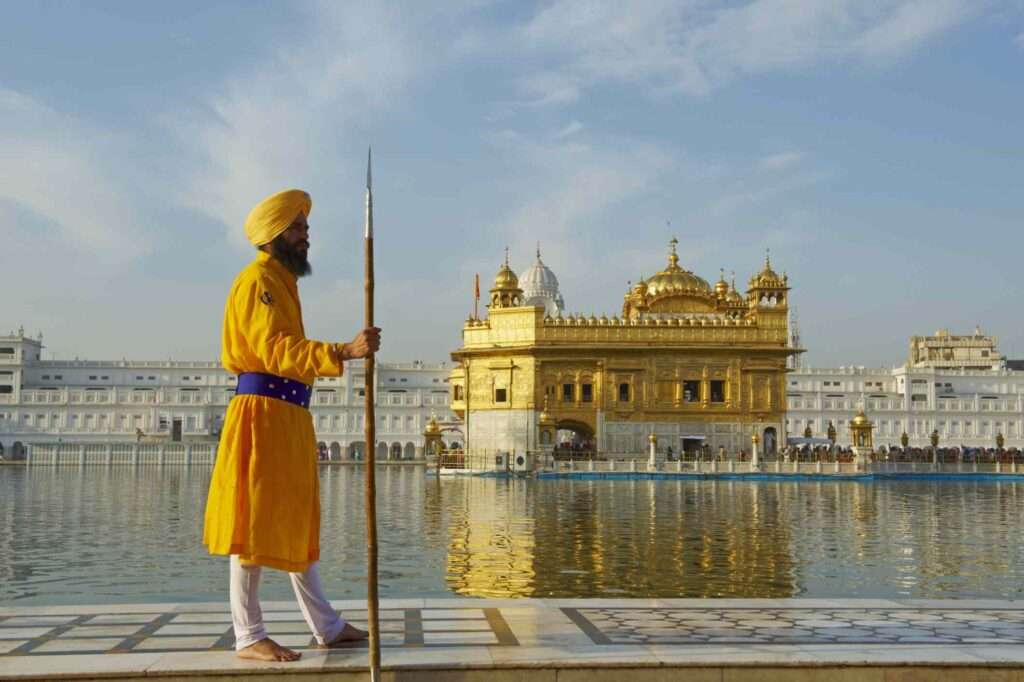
[{"left": 462, "top": 309, "right": 789, "bottom": 349}]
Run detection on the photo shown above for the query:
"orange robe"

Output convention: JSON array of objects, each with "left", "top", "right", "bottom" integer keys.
[{"left": 203, "top": 251, "right": 342, "bottom": 572}]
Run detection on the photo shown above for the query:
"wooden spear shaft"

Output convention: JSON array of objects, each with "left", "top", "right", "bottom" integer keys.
[{"left": 363, "top": 147, "right": 381, "bottom": 682}]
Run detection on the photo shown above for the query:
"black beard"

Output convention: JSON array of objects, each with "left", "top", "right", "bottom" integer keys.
[{"left": 269, "top": 235, "right": 312, "bottom": 277}]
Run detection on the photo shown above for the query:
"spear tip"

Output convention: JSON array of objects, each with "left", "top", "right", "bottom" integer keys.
[{"left": 366, "top": 146, "right": 372, "bottom": 190}]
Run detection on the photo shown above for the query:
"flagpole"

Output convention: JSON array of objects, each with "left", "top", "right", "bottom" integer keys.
[{"left": 363, "top": 147, "right": 381, "bottom": 682}]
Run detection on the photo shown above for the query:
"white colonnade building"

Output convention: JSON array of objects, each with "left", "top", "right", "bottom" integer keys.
[
  {"left": 3, "top": 325, "right": 1023, "bottom": 458},
  {"left": 0, "top": 327, "right": 457, "bottom": 461},
  {"left": 786, "top": 329, "right": 1024, "bottom": 449}
]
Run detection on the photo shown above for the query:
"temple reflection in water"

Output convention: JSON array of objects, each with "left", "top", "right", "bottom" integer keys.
[
  {"left": 425, "top": 476, "right": 1023, "bottom": 599},
  {"left": 429, "top": 476, "right": 800, "bottom": 598}
]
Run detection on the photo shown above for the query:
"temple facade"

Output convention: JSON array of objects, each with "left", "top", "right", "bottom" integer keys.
[{"left": 449, "top": 239, "right": 801, "bottom": 457}]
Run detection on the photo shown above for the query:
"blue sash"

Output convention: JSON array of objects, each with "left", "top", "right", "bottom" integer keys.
[{"left": 235, "top": 372, "right": 312, "bottom": 409}]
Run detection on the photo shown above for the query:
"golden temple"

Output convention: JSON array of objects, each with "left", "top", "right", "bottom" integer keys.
[{"left": 449, "top": 238, "right": 801, "bottom": 457}]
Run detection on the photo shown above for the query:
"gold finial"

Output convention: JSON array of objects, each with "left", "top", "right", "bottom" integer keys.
[
  {"left": 536, "top": 241, "right": 541, "bottom": 260},
  {"left": 668, "top": 237, "right": 679, "bottom": 269},
  {"left": 765, "top": 248, "right": 771, "bottom": 269},
  {"left": 504, "top": 246, "right": 510, "bottom": 267}
]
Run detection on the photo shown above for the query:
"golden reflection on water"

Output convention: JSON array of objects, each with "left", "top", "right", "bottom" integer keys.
[
  {"left": 423, "top": 476, "right": 1024, "bottom": 600},
  {"left": 428, "top": 477, "right": 804, "bottom": 598}
]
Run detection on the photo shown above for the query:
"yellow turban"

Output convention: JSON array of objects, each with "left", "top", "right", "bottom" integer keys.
[{"left": 244, "top": 189, "right": 312, "bottom": 246}]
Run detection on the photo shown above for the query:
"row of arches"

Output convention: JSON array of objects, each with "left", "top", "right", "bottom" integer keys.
[
  {"left": 316, "top": 440, "right": 445, "bottom": 461},
  {"left": 0, "top": 441, "right": 25, "bottom": 460}
]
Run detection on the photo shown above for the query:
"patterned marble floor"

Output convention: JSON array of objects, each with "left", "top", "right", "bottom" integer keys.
[
  {"left": 0, "top": 606, "right": 517, "bottom": 656},
  {"left": 564, "top": 606, "right": 1024, "bottom": 646},
  {"left": 3, "top": 599, "right": 1024, "bottom": 679}
]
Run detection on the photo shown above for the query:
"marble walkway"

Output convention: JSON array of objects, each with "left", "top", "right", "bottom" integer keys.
[{"left": 3, "top": 598, "right": 1024, "bottom": 680}]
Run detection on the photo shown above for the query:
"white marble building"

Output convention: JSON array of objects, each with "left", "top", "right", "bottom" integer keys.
[
  {"left": 3, "top": 325, "right": 1022, "bottom": 458},
  {"left": 0, "top": 328, "right": 457, "bottom": 460},
  {"left": 786, "top": 329, "right": 1024, "bottom": 449}
]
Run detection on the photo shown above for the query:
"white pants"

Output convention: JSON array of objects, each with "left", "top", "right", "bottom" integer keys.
[{"left": 230, "top": 556, "right": 347, "bottom": 650}]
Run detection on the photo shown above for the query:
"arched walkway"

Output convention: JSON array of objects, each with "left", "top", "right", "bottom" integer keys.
[
  {"left": 347, "top": 441, "right": 365, "bottom": 460},
  {"left": 390, "top": 442, "right": 402, "bottom": 460},
  {"left": 763, "top": 427, "right": 778, "bottom": 455},
  {"left": 554, "top": 420, "right": 595, "bottom": 459},
  {"left": 12, "top": 441, "right": 25, "bottom": 460},
  {"left": 404, "top": 441, "right": 416, "bottom": 459},
  {"left": 376, "top": 441, "right": 388, "bottom": 460},
  {"left": 329, "top": 441, "right": 342, "bottom": 461}
]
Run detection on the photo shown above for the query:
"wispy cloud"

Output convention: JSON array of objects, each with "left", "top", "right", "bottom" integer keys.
[
  {"left": 0, "top": 89, "right": 150, "bottom": 262},
  {"left": 167, "top": 2, "right": 487, "bottom": 251},
  {"left": 711, "top": 151, "right": 827, "bottom": 216},
  {"left": 552, "top": 120, "right": 585, "bottom": 140},
  {"left": 854, "top": 0, "right": 975, "bottom": 58},
  {"left": 514, "top": 0, "right": 986, "bottom": 104},
  {"left": 169, "top": 3, "right": 420, "bottom": 251},
  {"left": 483, "top": 128, "right": 673, "bottom": 287},
  {"left": 758, "top": 151, "right": 803, "bottom": 172}
]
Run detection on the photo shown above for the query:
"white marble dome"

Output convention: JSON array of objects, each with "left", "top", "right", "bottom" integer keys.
[{"left": 520, "top": 246, "right": 565, "bottom": 317}]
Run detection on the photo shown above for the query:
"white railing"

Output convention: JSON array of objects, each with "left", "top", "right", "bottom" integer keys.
[{"left": 25, "top": 442, "right": 218, "bottom": 466}]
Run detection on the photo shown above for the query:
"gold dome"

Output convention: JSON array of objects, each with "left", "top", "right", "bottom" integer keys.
[
  {"left": 493, "top": 263, "right": 519, "bottom": 289},
  {"left": 726, "top": 273, "right": 744, "bottom": 304},
  {"left": 538, "top": 397, "right": 555, "bottom": 426},
  {"left": 851, "top": 409, "right": 872, "bottom": 427},
  {"left": 424, "top": 416, "right": 441, "bottom": 435},
  {"left": 714, "top": 268, "right": 729, "bottom": 298},
  {"left": 488, "top": 247, "right": 524, "bottom": 310},
  {"left": 643, "top": 238, "right": 711, "bottom": 296}
]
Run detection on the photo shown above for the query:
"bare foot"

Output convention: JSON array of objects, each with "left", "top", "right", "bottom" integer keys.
[
  {"left": 324, "top": 622, "right": 369, "bottom": 647},
  {"left": 236, "top": 637, "right": 302, "bottom": 662}
]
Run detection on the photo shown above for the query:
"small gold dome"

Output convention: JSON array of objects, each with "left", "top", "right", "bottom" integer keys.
[
  {"left": 851, "top": 409, "right": 871, "bottom": 427},
  {"left": 488, "top": 247, "right": 524, "bottom": 310},
  {"left": 493, "top": 263, "right": 519, "bottom": 289},
  {"left": 726, "top": 273, "right": 744, "bottom": 304},
  {"left": 750, "top": 250, "right": 786, "bottom": 289},
  {"left": 714, "top": 268, "right": 729, "bottom": 298},
  {"left": 538, "top": 397, "right": 555, "bottom": 425}
]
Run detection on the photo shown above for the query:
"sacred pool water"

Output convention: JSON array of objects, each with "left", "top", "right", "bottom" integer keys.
[{"left": 2, "top": 466, "right": 1023, "bottom": 605}]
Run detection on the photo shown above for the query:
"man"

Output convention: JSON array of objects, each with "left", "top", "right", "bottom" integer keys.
[{"left": 204, "top": 189, "right": 381, "bottom": 662}]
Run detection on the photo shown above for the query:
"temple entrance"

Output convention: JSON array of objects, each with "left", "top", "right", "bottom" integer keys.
[
  {"left": 763, "top": 427, "right": 778, "bottom": 455},
  {"left": 554, "top": 420, "right": 595, "bottom": 460},
  {"left": 681, "top": 436, "right": 705, "bottom": 458}
]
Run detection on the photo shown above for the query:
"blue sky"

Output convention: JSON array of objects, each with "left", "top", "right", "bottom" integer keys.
[{"left": 2, "top": 1, "right": 1022, "bottom": 367}]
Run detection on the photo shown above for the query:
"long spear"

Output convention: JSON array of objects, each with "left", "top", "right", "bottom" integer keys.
[{"left": 363, "top": 147, "right": 381, "bottom": 681}]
